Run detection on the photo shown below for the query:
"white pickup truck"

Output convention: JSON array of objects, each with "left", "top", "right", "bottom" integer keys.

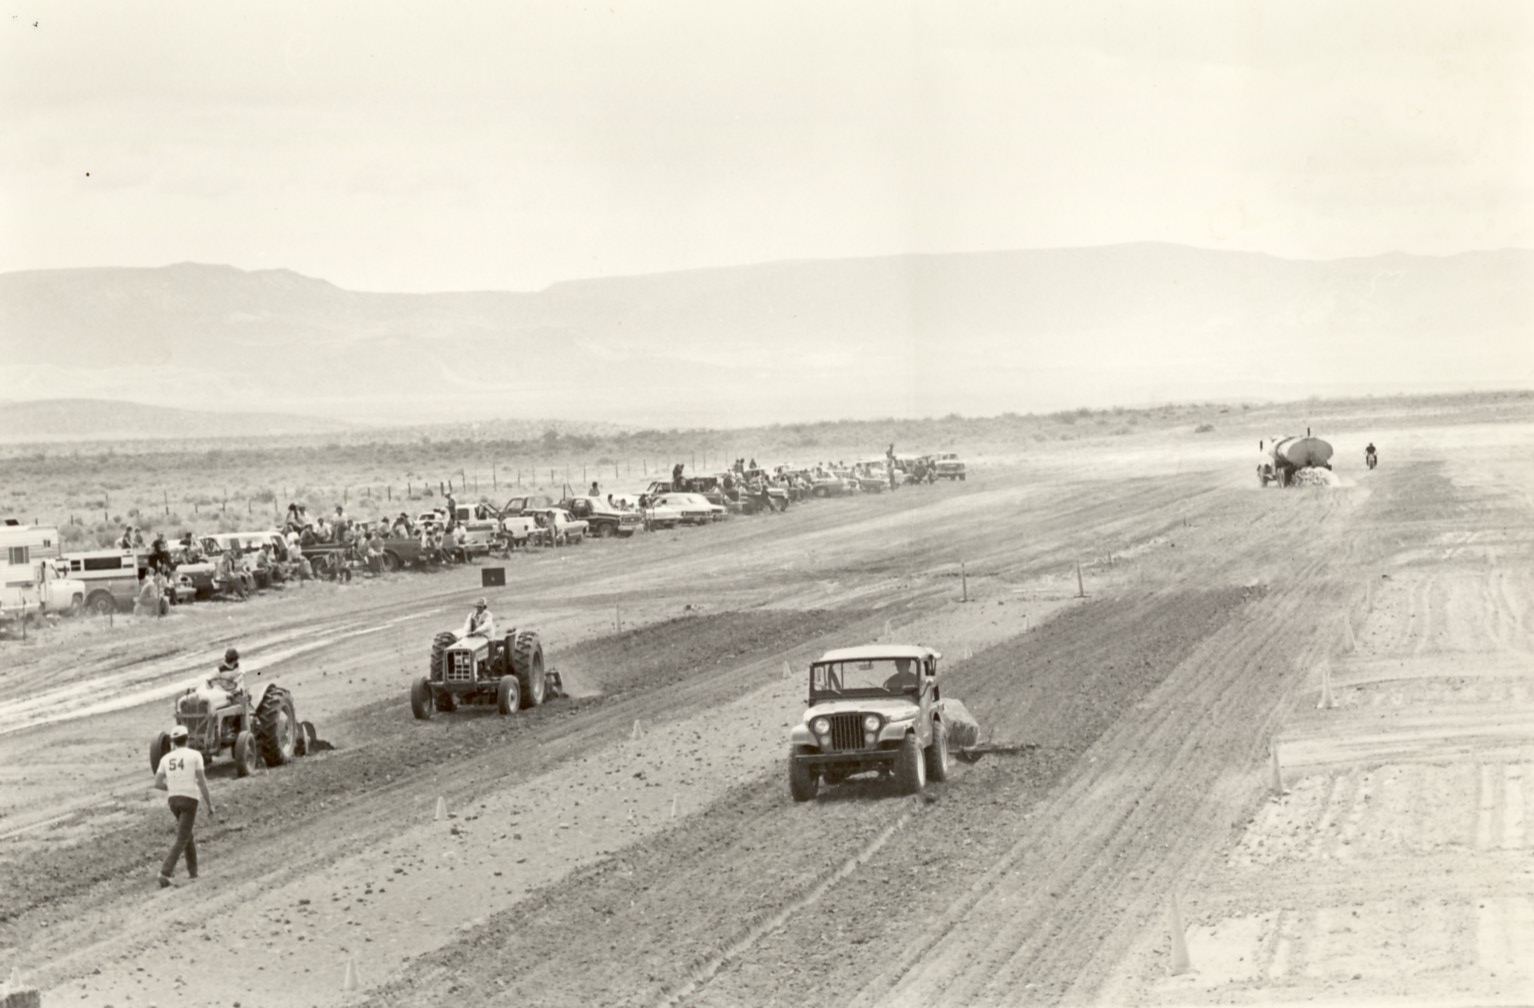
[{"left": 1, "top": 524, "right": 86, "bottom": 621}]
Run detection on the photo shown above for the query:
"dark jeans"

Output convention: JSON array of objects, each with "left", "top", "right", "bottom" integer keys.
[{"left": 161, "top": 796, "right": 199, "bottom": 878}]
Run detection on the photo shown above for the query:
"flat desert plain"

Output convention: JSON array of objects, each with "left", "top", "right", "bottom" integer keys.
[{"left": 2, "top": 396, "right": 1532, "bottom": 1007}]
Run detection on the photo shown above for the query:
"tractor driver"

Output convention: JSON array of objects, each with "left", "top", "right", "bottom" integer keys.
[
  {"left": 459, "top": 597, "right": 495, "bottom": 641},
  {"left": 208, "top": 647, "right": 245, "bottom": 697}
]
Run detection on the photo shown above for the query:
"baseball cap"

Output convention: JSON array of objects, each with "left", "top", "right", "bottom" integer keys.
[
  {"left": 474, "top": 597, "right": 488, "bottom": 608},
  {"left": 170, "top": 725, "right": 189, "bottom": 741}
]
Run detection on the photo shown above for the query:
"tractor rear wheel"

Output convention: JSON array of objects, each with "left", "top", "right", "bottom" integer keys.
[
  {"left": 429, "top": 631, "right": 456, "bottom": 681},
  {"left": 511, "top": 631, "right": 545, "bottom": 709},
  {"left": 255, "top": 687, "right": 297, "bottom": 766},
  {"left": 496, "top": 676, "right": 521, "bottom": 715},
  {"left": 234, "top": 730, "right": 259, "bottom": 777},
  {"left": 410, "top": 677, "right": 434, "bottom": 720},
  {"left": 149, "top": 731, "right": 170, "bottom": 773}
]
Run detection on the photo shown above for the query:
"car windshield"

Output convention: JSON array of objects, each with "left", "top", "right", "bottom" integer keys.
[{"left": 811, "top": 657, "right": 921, "bottom": 694}]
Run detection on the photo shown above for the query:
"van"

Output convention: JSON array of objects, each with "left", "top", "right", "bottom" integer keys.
[
  {"left": 55, "top": 549, "right": 149, "bottom": 614},
  {"left": 0, "top": 522, "right": 87, "bottom": 620}
]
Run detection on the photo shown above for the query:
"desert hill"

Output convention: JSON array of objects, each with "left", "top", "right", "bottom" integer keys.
[
  {"left": 1, "top": 245, "right": 1530, "bottom": 429},
  {"left": 0, "top": 399, "right": 355, "bottom": 444}
]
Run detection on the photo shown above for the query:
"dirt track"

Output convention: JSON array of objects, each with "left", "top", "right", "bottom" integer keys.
[{"left": 2, "top": 409, "right": 1532, "bottom": 1006}]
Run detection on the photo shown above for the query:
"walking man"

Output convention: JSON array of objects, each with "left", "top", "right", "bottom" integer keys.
[{"left": 152, "top": 724, "right": 216, "bottom": 887}]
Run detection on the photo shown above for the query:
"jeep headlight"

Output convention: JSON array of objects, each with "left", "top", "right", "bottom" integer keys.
[
  {"left": 811, "top": 717, "right": 830, "bottom": 737},
  {"left": 862, "top": 714, "right": 881, "bottom": 732}
]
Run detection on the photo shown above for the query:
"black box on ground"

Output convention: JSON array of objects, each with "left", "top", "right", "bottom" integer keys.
[{"left": 481, "top": 567, "right": 506, "bottom": 587}]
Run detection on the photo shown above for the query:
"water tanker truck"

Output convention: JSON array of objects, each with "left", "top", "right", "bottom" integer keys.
[{"left": 1258, "top": 435, "right": 1334, "bottom": 488}]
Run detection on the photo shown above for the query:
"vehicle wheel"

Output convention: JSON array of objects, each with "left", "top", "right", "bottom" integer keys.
[
  {"left": 812, "top": 487, "right": 828, "bottom": 498},
  {"left": 511, "top": 630, "right": 545, "bottom": 709},
  {"left": 234, "top": 730, "right": 259, "bottom": 778},
  {"left": 410, "top": 677, "right": 435, "bottom": 720},
  {"left": 149, "top": 731, "right": 170, "bottom": 773},
  {"left": 894, "top": 733, "right": 926, "bottom": 795},
  {"left": 86, "top": 590, "right": 116, "bottom": 616},
  {"left": 788, "top": 751, "right": 818, "bottom": 802},
  {"left": 381, "top": 550, "right": 402, "bottom": 573},
  {"left": 496, "top": 675, "right": 521, "bottom": 715},
  {"left": 925, "top": 720, "right": 950, "bottom": 782},
  {"left": 429, "top": 631, "right": 456, "bottom": 681},
  {"left": 255, "top": 687, "right": 297, "bottom": 766},
  {"left": 959, "top": 474, "right": 966, "bottom": 481}
]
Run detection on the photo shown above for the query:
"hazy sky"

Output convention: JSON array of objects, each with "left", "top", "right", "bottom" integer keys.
[{"left": 3, "top": 1, "right": 1531, "bottom": 292}]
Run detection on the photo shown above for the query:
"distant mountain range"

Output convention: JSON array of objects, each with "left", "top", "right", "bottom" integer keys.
[
  {"left": 0, "top": 399, "right": 352, "bottom": 444},
  {"left": 1, "top": 244, "right": 1529, "bottom": 433}
]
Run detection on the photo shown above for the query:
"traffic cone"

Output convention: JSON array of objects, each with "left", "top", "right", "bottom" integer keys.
[
  {"left": 884, "top": 618, "right": 893, "bottom": 636},
  {"left": 782, "top": 660, "right": 793, "bottom": 680},
  {"left": 1168, "top": 893, "right": 1192, "bottom": 975},
  {"left": 962, "top": 643, "right": 974, "bottom": 659},
  {"left": 631, "top": 719, "right": 643, "bottom": 740},
  {"left": 434, "top": 796, "right": 447, "bottom": 821},
  {"left": 1316, "top": 661, "right": 1337, "bottom": 710},
  {"left": 1269, "top": 744, "right": 1285, "bottom": 796},
  {"left": 343, "top": 954, "right": 360, "bottom": 991},
  {"left": 1342, "top": 614, "right": 1357, "bottom": 652}
]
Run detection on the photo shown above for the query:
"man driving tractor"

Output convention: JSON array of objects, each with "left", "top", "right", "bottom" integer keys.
[{"left": 459, "top": 597, "right": 495, "bottom": 640}]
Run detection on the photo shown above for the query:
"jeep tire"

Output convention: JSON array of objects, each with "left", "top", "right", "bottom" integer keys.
[
  {"left": 511, "top": 630, "right": 545, "bottom": 709},
  {"left": 788, "top": 750, "right": 818, "bottom": 802},
  {"left": 410, "top": 677, "right": 434, "bottom": 720},
  {"left": 894, "top": 732, "right": 927, "bottom": 795},
  {"left": 496, "top": 675, "right": 521, "bottom": 716},
  {"left": 925, "top": 720, "right": 950, "bottom": 782}
]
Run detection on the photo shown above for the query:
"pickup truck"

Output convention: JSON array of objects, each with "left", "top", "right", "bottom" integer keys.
[
  {"left": 415, "top": 505, "right": 498, "bottom": 556},
  {"left": 1, "top": 560, "right": 86, "bottom": 621},
  {"left": 559, "top": 497, "right": 644, "bottom": 538}
]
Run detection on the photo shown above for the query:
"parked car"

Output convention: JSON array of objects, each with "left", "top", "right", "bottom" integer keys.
[
  {"left": 932, "top": 452, "right": 967, "bottom": 481},
  {"left": 612, "top": 493, "right": 684, "bottom": 530},
  {"left": 529, "top": 508, "right": 588, "bottom": 545},
  {"left": 647, "top": 493, "right": 715, "bottom": 526},
  {"left": 559, "top": 496, "right": 644, "bottom": 538}
]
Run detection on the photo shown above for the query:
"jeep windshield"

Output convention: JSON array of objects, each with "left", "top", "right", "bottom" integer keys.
[{"left": 811, "top": 658, "right": 920, "bottom": 695}]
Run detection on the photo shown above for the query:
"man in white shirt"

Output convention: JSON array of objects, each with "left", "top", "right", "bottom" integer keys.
[
  {"left": 152, "top": 724, "right": 216, "bottom": 887},
  {"left": 460, "top": 597, "right": 495, "bottom": 640}
]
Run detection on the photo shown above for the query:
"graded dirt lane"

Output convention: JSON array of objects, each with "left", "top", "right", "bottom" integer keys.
[{"left": 6, "top": 410, "right": 1530, "bottom": 1007}]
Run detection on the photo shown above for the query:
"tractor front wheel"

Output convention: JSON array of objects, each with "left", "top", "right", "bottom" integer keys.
[
  {"left": 429, "top": 631, "right": 456, "bottom": 681},
  {"left": 410, "top": 677, "right": 435, "bottom": 720},
  {"left": 496, "top": 676, "right": 521, "bottom": 716},
  {"left": 234, "top": 730, "right": 259, "bottom": 778},
  {"left": 149, "top": 732, "right": 170, "bottom": 774}
]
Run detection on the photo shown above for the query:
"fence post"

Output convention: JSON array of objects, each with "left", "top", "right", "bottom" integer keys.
[
  {"left": 163, "top": 490, "right": 169, "bottom": 515},
  {"left": 492, "top": 464, "right": 497, "bottom": 490}
]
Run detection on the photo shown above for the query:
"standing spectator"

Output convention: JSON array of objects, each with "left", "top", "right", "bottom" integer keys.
[
  {"left": 444, "top": 490, "right": 458, "bottom": 531},
  {"left": 589, "top": 480, "right": 601, "bottom": 497},
  {"left": 671, "top": 463, "right": 685, "bottom": 492},
  {"left": 152, "top": 724, "right": 216, "bottom": 887}
]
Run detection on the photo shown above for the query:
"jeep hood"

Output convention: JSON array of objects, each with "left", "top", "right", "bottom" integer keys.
[{"left": 803, "top": 696, "right": 918, "bottom": 720}]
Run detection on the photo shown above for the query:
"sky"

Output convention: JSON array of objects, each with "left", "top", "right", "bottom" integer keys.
[{"left": 3, "top": 1, "right": 1531, "bottom": 293}]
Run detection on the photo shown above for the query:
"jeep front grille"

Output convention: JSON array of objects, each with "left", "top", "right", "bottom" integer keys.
[
  {"left": 445, "top": 652, "right": 474, "bottom": 683},
  {"left": 826, "top": 713, "right": 865, "bottom": 752}
]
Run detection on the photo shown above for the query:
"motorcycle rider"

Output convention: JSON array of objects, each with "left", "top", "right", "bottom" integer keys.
[{"left": 459, "top": 597, "right": 495, "bottom": 640}]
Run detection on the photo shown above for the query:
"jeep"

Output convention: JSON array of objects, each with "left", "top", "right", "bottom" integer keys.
[{"left": 787, "top": 644, "right": 949, "bottom": 800}]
